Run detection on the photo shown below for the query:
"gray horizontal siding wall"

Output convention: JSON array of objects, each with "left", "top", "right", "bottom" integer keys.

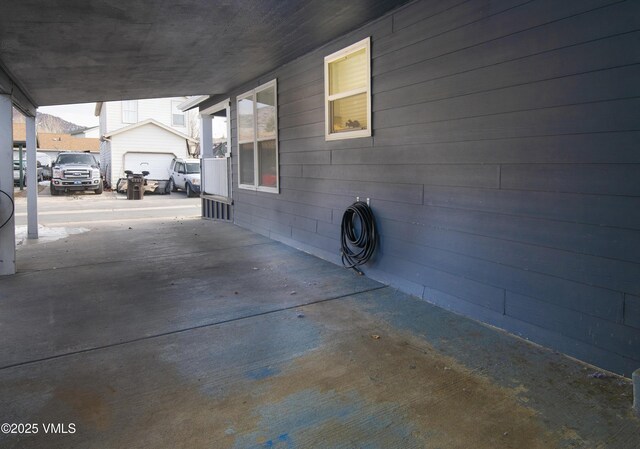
[{"left": 205, "top": 0, "right": 640, "bottom": 376}]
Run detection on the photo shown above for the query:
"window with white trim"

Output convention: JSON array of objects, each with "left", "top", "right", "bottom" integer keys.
[
  {"left": 122, "top": 100, "right": 138, "bottom": 124},
  {"left": 324, "top": 37, "right": 371, "bottom": 140},
  {"left": 237, "top": 80, "right": 278, "bottom": 192},
  {"left": 171, "top": 100, "right": 186, "bottom": 127}
]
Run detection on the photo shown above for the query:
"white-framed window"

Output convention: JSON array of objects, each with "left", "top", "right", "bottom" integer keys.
[
  {"left": 237, "top": 79, "right": 278, "bottom": 193},
  {"left": 324, "top": 37, "right": 371, "bottom": 140},
  {"left": 171, "top": 100, "right": 186, "bottom": 127},
  {"left": 122, "top": 100, "right": 138, "bottom": 124}
]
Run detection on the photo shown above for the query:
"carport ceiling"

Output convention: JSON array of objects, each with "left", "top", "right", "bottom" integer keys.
[{"left": 0, "top": 0, "right": 407, "bottom": 106}]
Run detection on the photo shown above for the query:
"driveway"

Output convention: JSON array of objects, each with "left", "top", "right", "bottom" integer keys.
[
  {"left": 13, "top": 186, "right": 199, "bottom": 229},
  {"left": 0, "top": 213, "right": 638, "bottom": 448}
]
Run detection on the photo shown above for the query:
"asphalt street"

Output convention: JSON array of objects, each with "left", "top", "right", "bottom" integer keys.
[{"left": 12, "top": 184, "right": 200, "bottom": 228}]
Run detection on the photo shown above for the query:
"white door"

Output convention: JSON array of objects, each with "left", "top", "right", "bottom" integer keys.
[{"left": 123, "top": 152, "right": 175, "bottom": 180}]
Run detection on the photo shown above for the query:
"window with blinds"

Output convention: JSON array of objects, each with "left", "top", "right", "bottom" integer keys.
[
  {"left": 237, "top": 80, "right": 279, "bottom": 193},
  {"left": 171, "top": 100, "right": 186, "bottom": 127},
  {"left": 122, "top": 100, "right": 138, "bottom": 124},
  {"left": 324, "top": 38, "right": 371, "bottom": 140}
]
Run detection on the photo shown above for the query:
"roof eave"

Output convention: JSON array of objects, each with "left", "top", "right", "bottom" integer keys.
[{"left": 177, "top": 95, "right": 210, "bottom": 112}]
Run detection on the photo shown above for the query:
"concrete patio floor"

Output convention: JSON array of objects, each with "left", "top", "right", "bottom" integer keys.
[{"left": 0, "top": 217, "right": 638, "bottom": 448}]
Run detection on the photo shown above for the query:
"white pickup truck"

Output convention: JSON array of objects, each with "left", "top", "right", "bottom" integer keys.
[{"left": 50, "top": 152, "right": 103, "bottom": 195}]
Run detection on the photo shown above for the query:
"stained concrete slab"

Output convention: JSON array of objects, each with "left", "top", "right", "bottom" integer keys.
[
  {"left": 1, "top": 220, "right": 380, "bottom": 367},
  {"left": 1, "top": 217, "right": 638, "bottom": 448}
]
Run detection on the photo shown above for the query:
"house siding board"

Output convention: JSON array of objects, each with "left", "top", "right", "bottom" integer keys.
[
  {"left": 278, "top": 188, "right": 354, "bottom": 212},
  {"left": 235, "top": 206, "right": 294, "bottom": 238},
  {"left": 426, "top": 289, "right": 639, "bottom": 376},
  {"left": 374, "top": 4, "right": 639, "bottom": 95},
  {"left": 279, "top": 108, "right": 324, "bottom": 130},
  {"left": 373, "top": 65, "right": 640, "bottom": 129},
  {"left": 280, "top": 135, "right": 373, "bottom": 153},
  {"left": 103, "top": 97, "right": 189, "bottom": 134},
  {"left": 237, "top": 191, "right": 331, "bottom": 224},
  {"left": 369, "top": 202, "right": 640, "bottom": 266},
  {"left": 281, "top": 177, "right": 424, "bottom": 205},
  {"left": 277, "top": 65, "right": 324, "bottom": 96},
  {"left": 234, "top": 210, "right": 274, "bottom": 239},
  {"left": 280, "top": 122, "right": 325, "bottom": 141},
  {"left": 280, "top": 164, "right": 303, "bottom": 178},
  {"left": 99, "top": 141, "right": 112, "bottom": 184},
  {"left": 373, "top": 34, "right": 640, "bottom": 110},
  {"left": 332, "top": 132, "right": 640, "bottom": 165},
  {"left": 372, "top": 0, "right": 630, "bottom": 77},
  {"left": 380, "top": 236, "right": 624, "bottom": 323},
  {"left": 505, "top": 291, "right": 640, "bottom": 362},
  {"left": 302, "top": 164, "right": 501, "bottom": 189},
  {"left": 218, "top": 0, "right": 640, "bottom": 375},
  {"left": 625, "top": 294, "right": 640, "bottom": 329},
  {"left": 378, "top": 0, "right": 533, "bottom": 57},
  {"left": 420, "top": 186, "right": 640, "bottom": 232},
  {"left": 292, "top": 227, "right": 339, "bottom": 255},
  {"left": 105, "top": 102, "right": 122, "bottom": 134},
  {"left": 372, "top": 253, "right": 507, "bottom": 313},
  {"left": 279, "top": 83, "right": 324, "bottom": 109},
  {"left": 376, "top": 216, "right": 640, "bottom": 297},
  {"left": 280, "top": 150, "right": 331, "bottom": 166},
  {"left": 501, "top": 164, "right": 640, "bottom": 196},
  {"left": 390, "top": 0, "right": 490, "bottom": 32},
  {"left": 372, "top": 99, "right": 640, "bottom": 146}
]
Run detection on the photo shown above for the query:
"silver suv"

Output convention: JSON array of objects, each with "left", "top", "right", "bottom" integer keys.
[
  {"left": 50, "top": 152, "right": 103, "bottom": 195},
  {"left": 168, "top": 158, "right": 200, "bottom": 197}
]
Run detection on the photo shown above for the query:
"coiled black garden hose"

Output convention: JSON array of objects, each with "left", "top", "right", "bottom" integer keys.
[
  {"left": 0, "top": 189, "right": 14, "bottom": 230},
  {"left": 340, "top": 200, "right": 377, "bottom": 275}
]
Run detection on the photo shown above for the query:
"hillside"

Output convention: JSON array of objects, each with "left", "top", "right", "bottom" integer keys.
[{"left": 12, "top": 108, "right": 85, "bottom": 134}]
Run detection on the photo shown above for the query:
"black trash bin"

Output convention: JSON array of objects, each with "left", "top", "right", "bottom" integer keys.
[{"left": 125, "top": 171, "right": 146, "bottom": 200}]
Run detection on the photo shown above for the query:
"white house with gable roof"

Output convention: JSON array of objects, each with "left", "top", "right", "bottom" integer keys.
[{"left": 96, "top": 97, "right": 197, "bottom": 190}]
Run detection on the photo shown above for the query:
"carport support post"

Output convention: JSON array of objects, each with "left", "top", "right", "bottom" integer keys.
[
  {"left": 26, "top": 114, "right": 38, "bottom": 239},
  {"left": 200, "top": 114, "right": 213, "bottom": 158},
  {"left": 199, "top": 115, "right": 213, "bottom": 195},
  {"left": 0, "top": 94, "right": 16, "bottom": 275}
]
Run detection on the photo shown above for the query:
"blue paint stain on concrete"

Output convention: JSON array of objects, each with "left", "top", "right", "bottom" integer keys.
[
  {"left": 255, "top": 433, "right": 293, "bottom": 448},
  {"left": 246, "top": 366, "right": 280, "bottom": 380},
  {"left": 161, "top": 310, "right": 322, "bottom": 397},
  {"left": 232, "top": 389, "right": 421, "bottom": 449}
]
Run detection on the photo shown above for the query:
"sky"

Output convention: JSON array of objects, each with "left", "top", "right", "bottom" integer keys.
[
  {"left": 37, "top": 101, "right": 227, "bottom": 138},
  {"left": 38, "top": 103, "right": 99, "bottom": 127}
]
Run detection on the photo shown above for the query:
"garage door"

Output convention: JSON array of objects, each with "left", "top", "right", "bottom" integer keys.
[{"left": 123, "top": 152, "right": 175, "bottom": 180}]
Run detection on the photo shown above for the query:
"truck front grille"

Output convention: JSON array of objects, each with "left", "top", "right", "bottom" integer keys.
[{"left": 63, "top": 169, "right": 91, "bottom": 179}]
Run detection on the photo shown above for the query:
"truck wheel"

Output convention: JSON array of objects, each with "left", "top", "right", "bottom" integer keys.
[
  {"left": 95, "top": 182, "right": 103, "bottom": 194},
  {"left": 169, "top": 178, "right": 177, "bottom": 192},
  {"left": 50, "top": 185, "right": 59, "bottom": 196},
  {"left": 186, "top": 183, "right": 194, "bottom": 197}
]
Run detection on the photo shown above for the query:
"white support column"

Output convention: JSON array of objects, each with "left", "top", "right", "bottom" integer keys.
[
  {"left": 0, "top": 94, "right": 16, "bottom": 275},
  {"left": 199, "top": 115, "right": 213, "bottom": 200},
  {"left": 26, "top": 115, "right": 38, "bottom": 239},
  {"left": 200, "top": 114, "right": 213, "bottom": 158}
]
